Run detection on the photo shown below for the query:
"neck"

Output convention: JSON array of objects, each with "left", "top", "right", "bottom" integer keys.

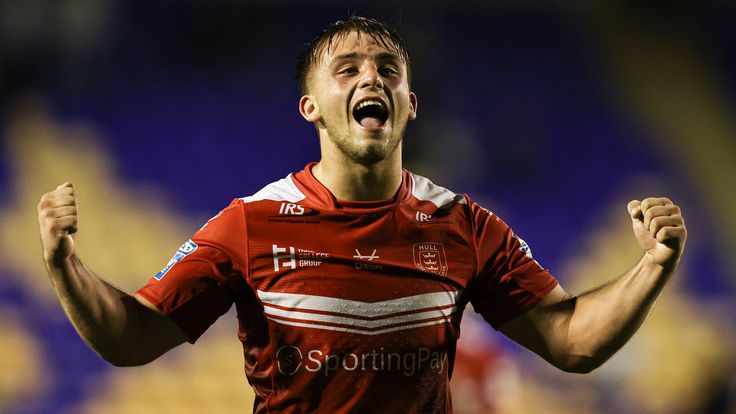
[{"left": 313, "top": 145, "right": 403, "bottom": 201}]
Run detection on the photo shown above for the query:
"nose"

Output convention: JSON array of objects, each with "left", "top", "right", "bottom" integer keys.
[{"left": 358, "top": 62, "right": 383, "bottom": 90}]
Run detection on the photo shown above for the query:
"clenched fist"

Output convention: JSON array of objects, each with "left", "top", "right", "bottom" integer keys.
[
  {"left": 628, "top": 197, "right": 687, "bottom": 270},
  {"left": 38, "top": 182, "right": 78, "bottom": 265}
]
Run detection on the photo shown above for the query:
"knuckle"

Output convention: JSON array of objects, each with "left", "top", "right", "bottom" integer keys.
[
  {"left": 643, "top": 210, "right": 654, "bottom": 223},
  {"left": 650, "top": 216, "right": 662, "bottom": 227}
]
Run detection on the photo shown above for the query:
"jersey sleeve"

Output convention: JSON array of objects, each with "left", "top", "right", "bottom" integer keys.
[
  {"left": 136, "top": 199, "right": 249, "bottom": 343},
  {"left": 467, "top": 200, "right": 558, "bottom": 329}
]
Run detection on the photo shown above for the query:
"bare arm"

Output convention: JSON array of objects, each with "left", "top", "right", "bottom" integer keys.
[
  {"left": 38, "top": 182, "right": 188, "bottom": 367},
  {"left": 499, "top": 197, "right": 687, "bottom": 373}
]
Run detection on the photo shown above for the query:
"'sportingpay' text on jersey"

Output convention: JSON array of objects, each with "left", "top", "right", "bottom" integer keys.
[{"left": 137, "top": 163, "right": 558, "bottom": 414}]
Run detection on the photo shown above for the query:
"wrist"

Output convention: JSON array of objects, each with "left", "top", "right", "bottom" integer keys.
[
  {"left": 641, "top": 253, "right": 678, "bottom": 277},
  {"left": 44, "top": 251, "right": 75, "bottom": 271}
]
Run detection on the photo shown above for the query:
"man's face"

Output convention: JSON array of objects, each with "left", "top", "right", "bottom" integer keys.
[{"left": 300, "top": 31, "right": 417, "bottom": 165}]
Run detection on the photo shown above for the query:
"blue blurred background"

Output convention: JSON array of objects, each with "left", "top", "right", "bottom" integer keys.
[{"left": 0, "top": 1, "right": 734, "bottom": 413}]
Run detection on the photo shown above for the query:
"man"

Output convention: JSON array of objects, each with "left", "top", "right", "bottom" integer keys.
[{"left": 38, "top": 16, "right": 686, "bottom": 413}]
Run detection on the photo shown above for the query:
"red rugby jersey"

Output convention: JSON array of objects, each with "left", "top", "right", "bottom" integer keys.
[{"left": 136, "top": 163, "right": 558, "bottom": 414}]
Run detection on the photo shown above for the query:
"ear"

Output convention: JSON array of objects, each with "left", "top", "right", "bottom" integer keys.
[
  {"left": 408, "top": 92, "right": 418, "bottom": 120},
  {"left": 299, "top": 95, "right": 320, "bottom": 123}
]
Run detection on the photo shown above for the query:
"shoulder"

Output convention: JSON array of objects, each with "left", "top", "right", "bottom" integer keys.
[
  {"left": 240, "top": 173, "right": 306, "bottom": 204},
  {"left": 406, "top": 171, "right": 467, "bottom": 210}
]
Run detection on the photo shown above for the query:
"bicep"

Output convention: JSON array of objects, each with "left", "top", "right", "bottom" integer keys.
[{"left": 497, "top": 285, "right": 575, "bottom": 366}]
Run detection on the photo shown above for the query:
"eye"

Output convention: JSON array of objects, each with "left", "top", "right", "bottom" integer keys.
[
  {"left": 379, "top": 66, "right": 399, "bottom": 76},
  {"left": 338, "top": 66, "right": 358, "bottom": 75}
]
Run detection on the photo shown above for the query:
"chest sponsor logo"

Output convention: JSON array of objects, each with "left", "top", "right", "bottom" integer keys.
[
  {"left": 413, "top": 243, "right": 448, "bottom": 276},
  {"left": 155, "top": 239, "right": 198, "bottom": 280},
  {"left": 276, "top": 345, "right": 447, "bottom": 378},
  {"left": 277, "top": 202, "right": 320, "bottom": 217},
  {"left": 353, "top": 248, "right": 379, "bottom": 261},
  {"left": 272, "top": 244, "right": 329, "bottom": 272},
  {"left": 353, "top": 248, "right": 382, "bottom": 270},
  {"left": 415, "top": 211, "right": 436, "bottom": 223},
  {"left": 269, "top": 203, "right": 320, "bottom": 224}
]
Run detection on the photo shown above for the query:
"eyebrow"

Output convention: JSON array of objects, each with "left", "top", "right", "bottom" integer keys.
[{"left": 332, "top": 52, "right": 359, "bottom": 62}]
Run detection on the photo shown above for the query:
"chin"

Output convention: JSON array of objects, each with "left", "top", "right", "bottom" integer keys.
[
  {"left": 344, "top": 139, "right": 401, "bottom": 166},
  {"left": 352, "top": 150, "right": 388, "bottom": 166}
]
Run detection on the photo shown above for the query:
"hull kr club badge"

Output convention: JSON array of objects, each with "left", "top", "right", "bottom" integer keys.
[{"left": 413, "top": 243, "right": 448, "bottom": 276}]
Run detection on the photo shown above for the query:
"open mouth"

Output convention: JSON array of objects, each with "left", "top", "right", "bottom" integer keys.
[{"left": 352, "top": 99, "right": 389, "bottom": 130}]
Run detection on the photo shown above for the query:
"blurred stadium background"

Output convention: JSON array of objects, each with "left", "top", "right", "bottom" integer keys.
[{"left": 1, "top": 1, "right": 735, "bottom": 413}]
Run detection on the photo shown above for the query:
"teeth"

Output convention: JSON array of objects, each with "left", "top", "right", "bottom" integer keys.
[{"left": 356, "top": 100, "right": 384, "bottom": 110}]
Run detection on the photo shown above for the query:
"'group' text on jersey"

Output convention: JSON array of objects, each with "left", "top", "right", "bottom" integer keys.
[{"left": 137, "top": 163, "right": 558, "bottom": 414}]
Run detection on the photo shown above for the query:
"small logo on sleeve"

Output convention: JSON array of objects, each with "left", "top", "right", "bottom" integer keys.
[
  {"left": 155, "top": 239, "right": 198, "bottom": 280},
  {"left": 511, "top": 233, "right": 534, "bottom": 259},
  {"left": 518, "top": 238, "right": 533, "bottom": 259},
  {"left": 512, "top": 233, "right": 544, "bottom": 268}
]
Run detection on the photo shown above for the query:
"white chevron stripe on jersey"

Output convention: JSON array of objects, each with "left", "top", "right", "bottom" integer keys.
[
  {"left": 258, "top": 290, "right": 460, "bottom": 318},
  {"left": 263, "top": 304, "right": 455, "bottom": 329},
  {"left": 241, "top": 174, "right": 306, "bottom": 204},
  {"left": 409, "top": 173, "right": 467, "bottom": 209},
  {"left": 257, "top": 290, "right": 460, "bottom": 334},
  {"left": 264, "top": 317, "right": 453, "bottom": 336}
]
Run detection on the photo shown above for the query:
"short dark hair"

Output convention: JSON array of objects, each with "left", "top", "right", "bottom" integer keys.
[{"left": 296, "top": 16, "right": 412, "bottom": 95}]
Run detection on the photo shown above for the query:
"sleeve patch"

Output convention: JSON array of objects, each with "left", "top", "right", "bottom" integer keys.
[
  {"left": 154, "top": 239, "right": 199, "bottom": 280},
  {"left": 516, "top": 236, "right": 533, "bottom": 259}
]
